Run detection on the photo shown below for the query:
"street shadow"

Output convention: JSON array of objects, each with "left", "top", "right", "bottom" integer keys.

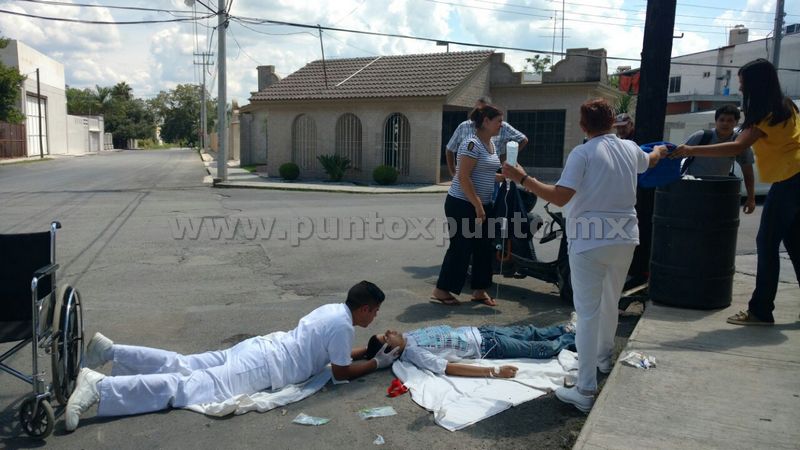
[
  {"left": 401, "top": 264, "right": 440, "bottom": 280},
  {"left": 659, "top": 323, "right": 799, "bottom": 351}
]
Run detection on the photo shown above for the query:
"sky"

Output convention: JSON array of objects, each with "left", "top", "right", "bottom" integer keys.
[{"left": 0, "top": 0, "right": 797, "bottom": 104}]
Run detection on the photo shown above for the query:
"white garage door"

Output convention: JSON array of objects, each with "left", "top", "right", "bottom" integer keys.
[{"left": 26, "top": 94, "right": 48, "bottom": 156}]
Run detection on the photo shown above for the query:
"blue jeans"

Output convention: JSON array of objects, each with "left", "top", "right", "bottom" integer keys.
[
  {"left": 748, "top": 171, "right": 800, "bottom": 322},
  {"left": 478, "top": 324, "right": 575, "bottom": 359}
]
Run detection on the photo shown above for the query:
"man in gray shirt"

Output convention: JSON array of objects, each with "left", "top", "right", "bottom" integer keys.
[{"left": 682, "top": 104, "right": 756, "bottom": 214}]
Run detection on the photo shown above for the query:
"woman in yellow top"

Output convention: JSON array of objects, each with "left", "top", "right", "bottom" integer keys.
[{"left": 673, "top": 58, "right": 800, "bottom": 326}]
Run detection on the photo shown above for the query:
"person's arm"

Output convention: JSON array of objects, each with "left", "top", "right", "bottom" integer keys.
[
  {"left": 331, "top": 360, "right": 378, "bottom": 381},
  {"left": 458, "top": 156, "right": 486, "bottom": 220},
  {"left": 446, "top": 151, "right": 456, "bottom": 178},
  {"left": 501, "top": 163, "right": 575, "bottom": 207},
  {"left": 741, "top": 163, "right": 756, "bottom": 214},
  {"left": 647, "top": 145, "right": 667, "bottom": 168},
  {"left": 445, "top": 363, "right": 518, "bottom": 378},
  {"left": 351, "top": 346, "right": 368, "bottom": 360},
  {"left": 672, "top": 127, "right": 764, "bottom": 158},
  {"left": 517, "top": 137, "right": 529, "bottom": 153}
]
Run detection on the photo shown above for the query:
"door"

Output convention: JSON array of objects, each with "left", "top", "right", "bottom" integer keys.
[{"left": 25, "top": 95, "right": 48, "bottom": 156}]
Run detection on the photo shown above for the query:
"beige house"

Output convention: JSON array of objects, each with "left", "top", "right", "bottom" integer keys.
[{"left": 240, "top": 48, "right": 618, "bottom": 184}]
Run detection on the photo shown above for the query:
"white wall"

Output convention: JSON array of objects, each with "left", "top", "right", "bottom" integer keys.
[
  {"left": 670, "top": 33, "right": 800, "bottom": 99},
  {"left": 0, "top": 41, "right": 69, "bottom": 155}
]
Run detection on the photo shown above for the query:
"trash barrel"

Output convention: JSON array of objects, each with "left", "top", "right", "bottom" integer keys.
[{"left": 649, "top": 176, "right": 741, "bottom": 309}]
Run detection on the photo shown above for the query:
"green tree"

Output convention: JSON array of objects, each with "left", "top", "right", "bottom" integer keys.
[
  {"left": 66, "top": 86, "right": 98, "bottom": 115},
  {"left": 0, "top": 35, "right": 26, "bottom": 123},
  {"left": 148, "top": 84, "right": 215, "bottom": 147},
  {"left": 525, "top": 54, "right": 552, "bottom": 75},
  {"left": 111, "top": 81, "right": 132, "bottom": 101}
]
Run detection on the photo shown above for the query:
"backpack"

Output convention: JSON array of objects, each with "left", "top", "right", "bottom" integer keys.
[{"left": 680, "top": 129, "right": 737, "bottom": 176}]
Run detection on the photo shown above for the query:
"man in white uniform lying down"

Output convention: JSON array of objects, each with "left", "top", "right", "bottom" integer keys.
[
  {"left": 65, "top": 281, "right": 399, "bottom": 431},
  {"left": 364, "top": 320, "right": 576, "bottom": 378}
]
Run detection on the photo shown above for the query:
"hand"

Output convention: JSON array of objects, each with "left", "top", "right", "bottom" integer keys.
[
  {"left": 372, "top": 344, "right": 400, "bottom": 369},
  {"left": 670, "top": 144, "right": 692, "bottom": 159},
  {"left": 494, "top": 173, "right": 505, "bottom": 183},
  {"left": 497, "top": 365, "right": 519, "bottom": 378},
  {"left": 474, "top": 204, "right": 486, "bottom": 223},
  {"left": 653, "top": 145, "right": 668, "bottom": 159},
  {"left": 743, "top": 196, "right": 756, "bottom": 214},
  {"left": 501, "top": 162, "right": 525, "bottom": 182}
]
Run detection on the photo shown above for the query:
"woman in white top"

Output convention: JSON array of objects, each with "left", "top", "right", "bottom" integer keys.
[{"left": 502, "top": 98, "right": 665, "bottom": 412}]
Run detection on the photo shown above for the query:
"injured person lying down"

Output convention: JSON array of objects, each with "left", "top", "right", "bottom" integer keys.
[
  {"left": 64, "top": 281, "right": 400, "bottom": 431},
  {"left": 363, "top": 319, "right": 576, "bottom": 378}
]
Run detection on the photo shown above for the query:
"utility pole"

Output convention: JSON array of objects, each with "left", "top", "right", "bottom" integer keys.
[
  {"left": 628, "top": 0, "right": 677, "bottom": 283},
  {"left": 773, "top": 0, "right": 785, "bottom": 69},
  {"left": 216, "top": 0, "right": 227, "bottom": 182},
  {"left": 194, "top": 52, "right": 212, "bottom": 152},
  {"left": 36, "top": 68, "right": 44, "bottom": 158}
]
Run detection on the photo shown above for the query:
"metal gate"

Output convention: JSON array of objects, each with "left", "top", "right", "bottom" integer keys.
[
  {"left": 0, "top": 122, "right": 27, "bottom": 158},
  {"left": 383, "top": 113, "right": 410, "bottom": 175},
  {"left": 25, "top": 94, "right": 48, "bottom": 156}
]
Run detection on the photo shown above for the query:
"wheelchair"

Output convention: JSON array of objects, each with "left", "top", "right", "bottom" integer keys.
[{"left": 0, "top": 222, "right": 84, "bottom": 439}]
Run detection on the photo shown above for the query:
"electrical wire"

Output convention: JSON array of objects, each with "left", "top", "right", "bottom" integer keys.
[
  {"left": 227, "top": 24, "right": 262, "bottom": 65},
  {"left": 10, "top": 0, "right": 193, "bottom": 15},
  {"left": 231, "top": 15, "right": 800, "bottom": 72},
  {"left": 0, "top": 8, "right": 215, "bottom": 24}
]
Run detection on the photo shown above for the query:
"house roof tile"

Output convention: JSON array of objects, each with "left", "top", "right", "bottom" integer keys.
[{"left": 249, "top": 50, "right": 494, "bottom": 101}]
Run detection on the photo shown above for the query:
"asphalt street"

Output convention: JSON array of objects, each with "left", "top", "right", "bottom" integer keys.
[{"left": 0, "top": 149, "right": 765, "bottom": 449}]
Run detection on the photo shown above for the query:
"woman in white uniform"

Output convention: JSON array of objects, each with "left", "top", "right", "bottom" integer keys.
[{"left": 502, "top": 98, "right": 665, "bottom": 412}]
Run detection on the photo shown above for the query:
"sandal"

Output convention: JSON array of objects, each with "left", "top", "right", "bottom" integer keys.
[
  {"left": 726, "top": 310, "right": 773, "bottom": 326},
  {"left": 430, "top": 296, "right": 461, "bottom": 306},
  {"left": 470, "top": 296, "right": 497, "bottom": 307}
]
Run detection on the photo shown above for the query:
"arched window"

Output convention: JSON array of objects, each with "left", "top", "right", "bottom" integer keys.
[
  {"left": 291, "top": 114, "right": 317, "bottom": 169},
  {"left": 335, "top": 113, "right": 362, "bottom": 170},
  {"left": 383, "top": 113, "right": 410, "bottom": 175}
]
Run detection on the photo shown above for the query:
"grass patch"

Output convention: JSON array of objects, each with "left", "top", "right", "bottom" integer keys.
[{"left": 240, "top": 165, "right": 259, "bottom": 173}]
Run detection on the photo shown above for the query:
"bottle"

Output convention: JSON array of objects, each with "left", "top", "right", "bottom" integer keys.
[{"left": 506, "top": 141, "right": 519, "bottom": 166}]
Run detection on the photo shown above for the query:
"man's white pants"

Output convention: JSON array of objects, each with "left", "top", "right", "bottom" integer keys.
[
  {"left": 569, "top": 243, "right": 635, "bottom": 394},
  {"left": 96, "top": 336, "right": 273, "bottom": 416}
]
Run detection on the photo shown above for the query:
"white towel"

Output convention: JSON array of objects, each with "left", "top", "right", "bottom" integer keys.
[
  {"left": 184, "top": 368, "right": 332, "bottom": 417},
  {"left": 392, "top": 350, "right": 578, "bottom": 431}
]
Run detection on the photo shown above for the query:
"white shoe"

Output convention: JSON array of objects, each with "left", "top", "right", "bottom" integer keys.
[
  {"left": 65, "top": 368, "right": 105, "bottom": 431},
  {"left": 84, "top": 332, "right": 113, "bottom": 369},
  {"left": 555, "top": 386, "right": 594, "bottom": 413}
]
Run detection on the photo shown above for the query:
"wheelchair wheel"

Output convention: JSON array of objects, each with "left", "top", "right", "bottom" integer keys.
[
  {"left": 52, "top": 285, "right": 84, "bottom": 405},
  {"left": 20, "top": 396, "right": 54, "bottom": 439}
]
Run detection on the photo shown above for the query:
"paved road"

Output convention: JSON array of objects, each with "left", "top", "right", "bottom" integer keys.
[{"left": 0, "top": 149, "right": 765, "bottom": 449}]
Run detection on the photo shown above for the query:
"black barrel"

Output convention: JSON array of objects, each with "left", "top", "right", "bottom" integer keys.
[{"left": 649, "top": 176, "right": 741, "bottom": 309}]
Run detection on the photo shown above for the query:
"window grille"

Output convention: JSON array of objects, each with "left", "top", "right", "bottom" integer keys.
[
  {"left": 383, "top": 113, "right": 410, "bottom": 175},
  {"left": 335, "top": 113, "right": 362, "bottom": 169},
  {"left": 291, "top": 114, "right": 317, "bottom": 169},
  {"left": 506, "top": 110, "right": 566, "bottom": 168}
]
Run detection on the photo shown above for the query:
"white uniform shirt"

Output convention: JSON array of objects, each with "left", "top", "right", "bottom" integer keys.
[
  {"left": 556, "top": 134, "right": 650, "bottom": 255},
  {"left": 264, "top": 303, "right": 354, "bottom": 390},
  {"left": 400, "top": 325, "right": 482, "bottom": 374},
  {"left": 446, "top": 120, "right": 527, "bottom": 156}
]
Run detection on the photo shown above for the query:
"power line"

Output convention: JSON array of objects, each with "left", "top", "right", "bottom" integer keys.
[
  {"left": 11, "top": 0, "right": 192, "bottom": 15},
  {"left": 232, "top": 15, "right": 800, "bottom": 72},
  {"left": 424, "top": 0, "right": 775, "bottom": 32},
  {"left": 227, "top": 24, "right": 262, "bottom": 66},
  {"left": 0, "top": 8, "right": 214, "bottom": 24}
]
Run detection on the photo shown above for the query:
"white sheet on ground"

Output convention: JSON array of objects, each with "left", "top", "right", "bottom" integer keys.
[
  {"left": 392, "top": 350, "right": 578, "bottom": 431},
  {"left": 184, "top": 368, "right": 332, "bottom": 417}
]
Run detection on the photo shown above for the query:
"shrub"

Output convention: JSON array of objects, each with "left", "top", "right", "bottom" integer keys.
[
  {"left": 279, "top": 162, "right": 300, "bottom": 180},
  {"left": 317, "top": 154, "right": 352, "bottom": 181},
  {"left": 373, "top": 165, "right": 398, "bottom": 185}
]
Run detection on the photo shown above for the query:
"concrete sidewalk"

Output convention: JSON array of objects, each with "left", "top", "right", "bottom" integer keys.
[
  {"left": 576, "top": 253, "right": 799, "bottom": 450},
  {"left": 201, "top": 155, "right": 450, "bottom": 194}
]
